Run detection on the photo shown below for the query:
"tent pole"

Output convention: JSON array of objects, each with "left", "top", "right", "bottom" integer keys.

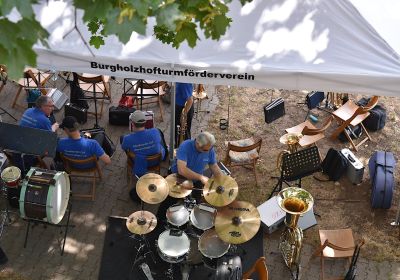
[{"left": 169, "top": 81, "right": 176, "bottom": 162}]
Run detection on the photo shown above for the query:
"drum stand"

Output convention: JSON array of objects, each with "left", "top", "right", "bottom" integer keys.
[
  {"left": 0, "top": 181, "right": 17, "bottom": 240},
  {"left": 23, "top": 198, "right": 74, "bottom": 256},
  {"left": 131, "top": 233, "right": 157, "bottom": 266}
]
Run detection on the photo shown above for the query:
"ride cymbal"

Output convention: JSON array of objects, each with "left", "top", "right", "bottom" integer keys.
[
  {"left": 165, "top": 173, "right": 193, "bottom": 198},
  {"left": 203, "top": 175, "right": 238, "bottom": 207},
  {"left": 215, "top": 201, "right": 261, "bottom": 244},
  {"left": 126, "top": 210, "right": 157, "bottom": 235},
  {"left": 136, "top": 173, "right": 169, "bottom": 204}
]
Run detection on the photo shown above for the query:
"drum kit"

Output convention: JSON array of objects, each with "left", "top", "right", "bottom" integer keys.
[
  {"left": 0, "top": 166, "right": 72, "bottom": 254},
  {"left": 124, "top": 172, "right": 262, "bottom": 279}
]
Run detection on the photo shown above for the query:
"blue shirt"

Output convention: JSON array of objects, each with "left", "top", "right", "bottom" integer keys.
[
  {"left": 121, "top": 128, "right": 165, "bottom": 176},
  {"left": 57, "top": 137, "right": 105, "bottom": 169},
  {"left": 175, "top": 83, "right": 193, "bottom": 107},
  {"left": 171, "top": 139, "right": 216, "bottom": 175},
  {"left": 20, "top": 108, "right": 52, "bottom": 131}
]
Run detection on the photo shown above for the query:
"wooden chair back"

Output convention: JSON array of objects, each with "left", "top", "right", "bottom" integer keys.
[
  {"left": 126, "top": 150, "right": 162, "bottom": 174},
  {"left": 227, "top": 137, "right": 262, "bottom": 154},
  {"left": 60, "top": 154, "right": 99, "bottom": 173},
  {"left": 302, "top": 116, "right": 333, "bottom": 136},
  {"left": 137, "top": 80, "right": 167, "bottom": 90},
  {"left": 356, "top": 95, "right": 379, "bottom": 114},
  {"left": 242, "top": 257, "right": 269, "bottom": 280}
]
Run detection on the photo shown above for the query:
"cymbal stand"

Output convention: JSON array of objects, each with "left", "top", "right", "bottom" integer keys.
[{"left": 0, "top": 180, "right": 15, "bottom": 240}]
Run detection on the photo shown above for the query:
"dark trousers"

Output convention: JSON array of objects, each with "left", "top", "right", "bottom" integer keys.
[{"left": 175, "top": 104, "right": 194, "bottom": 148}]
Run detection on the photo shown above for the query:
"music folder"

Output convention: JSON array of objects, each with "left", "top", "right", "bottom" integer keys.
[{"left": 0, "top": 122, "right": 57, "bottom": 158}]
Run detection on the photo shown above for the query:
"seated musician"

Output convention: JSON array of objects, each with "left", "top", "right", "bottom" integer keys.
[
  {"left": 57, "top": 116, "right": 111, "bottom": 168},
  {"left": 157, "top": 131, "right": 223, "bottom": 219},
  {"left": 121, "top": 110, "right": 167, "bottom": 202},
  {"left": 20, "top": 95, "right": 59, "bottom": 132}
]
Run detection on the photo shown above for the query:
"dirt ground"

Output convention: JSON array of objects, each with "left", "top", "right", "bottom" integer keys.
[{"left": 207, "top": 86, "right": 400, "bottom": 262}]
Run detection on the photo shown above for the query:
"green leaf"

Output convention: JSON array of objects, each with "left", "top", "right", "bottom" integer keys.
[
  {"left": 89, "top": 35, "right": 105, "bottom": 49},
  {"left": 104, "top": 9, "right": 146, "bottom": 43},
  {"left": 175, "top": 22, "right": 199, "bottom": 48},
  {"left": 0, "top": 19, "right": 20, "bottom": 49},
  {"left": 155, "top": 3, "right": 183, "bottom": 31},
  {"left": 2, "top": 39, "right": 37, "bottom": 80},
  {"left": 1, "top": 0, "right": 35, "bottom": 19},
  {"left": 210, "top": 15, "right": 231, "bottom": 39},
  {"left": 17, "top": 18, "right": 49, "bottom": 43},
  {"left": 127, "top": 0, "right": 149, "bottom": 17},
  {"left": 74, "top": 0, "right": 112, "bottom": 22},
  {"left": 87, "top": 19, "right": 100, "bottom": 34}
]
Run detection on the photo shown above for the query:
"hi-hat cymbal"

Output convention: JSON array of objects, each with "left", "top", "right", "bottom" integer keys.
[
  {"left": 126, "top": 210, "right": 157, "bottom": 235},
  {"left": 165, "top": 173, "right": 193, "bottom": 198},
  {"left": 203, "top": 175, "right": 238, "bottom": 207},
  {"left": 215, "top": 201, "right": 261, "bottom": 244},
  {"left": 136, "top": 173, "right": 169, "bottom": 204}
]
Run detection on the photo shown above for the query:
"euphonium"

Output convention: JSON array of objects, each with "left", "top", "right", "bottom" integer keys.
[
  {"left": 178, "top": 107, "right": 187, "bottom": 146},
  {"left": 277, "top": 187, "right": 314, "bottom": 276},
  {"left": 276, "top": 133, "right": 302, "bottom": 170}
]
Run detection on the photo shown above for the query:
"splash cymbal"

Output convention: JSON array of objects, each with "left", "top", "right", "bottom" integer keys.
[
  {"left": 126, "top": 210, "right": 157, "bottom": 235},
  {"left": 203, "top": 175, "right": 238, "bottom": 207},
  {"left": 136, "top": 173, "right": 169, "bottom": 204},
  {"left": 215, "top": 201, "right": 261, "bottom": 244},
  {"left": 165, "top": 173, "right": 193, "bottom": 198}
]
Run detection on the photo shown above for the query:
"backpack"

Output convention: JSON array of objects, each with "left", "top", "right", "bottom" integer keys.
[
  {"left": 321, "top": 148, "right": 348, "bottom": 181},
  {"left": 357, "top": 98, "right": 386, "bottom": 131}
]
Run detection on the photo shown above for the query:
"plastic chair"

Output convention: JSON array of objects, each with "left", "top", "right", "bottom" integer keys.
[
  {"left": 125, "top": 151, "right": 162, "bottom": 184},
  {"left": 224, "top": 137, "right": 262, "bottom": 186},
  {"left": 330, "top": 96, "right": 379, "bottom": 151},
  {"left": 60, "top": 154, "right": 102, "bottom": 201},
  {"left": 313, "top": 228, "right": 364, "bottom": 280},
  {"left": 242, "top": 256, "right": 269, "bottom": 280},
  {"left": 286, "top": 116, "right": 333, "bottom": 148}
]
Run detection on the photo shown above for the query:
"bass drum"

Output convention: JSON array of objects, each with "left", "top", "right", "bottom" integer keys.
[{"left": 19, "top": 168, "right": 70, "bottom": 224}]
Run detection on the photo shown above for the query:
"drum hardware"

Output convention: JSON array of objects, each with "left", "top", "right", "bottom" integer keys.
[
  {"left": 203, "top": 175, "right": 238, "bottom": 207},
  {"left": 277, "top": 187, "right": 314, "bottom": 280},
  {"left": 215, "top": 201, "right": 261, "bottom": 245},
  {"left": 20, "top": 167, "right": 73, "bottom": 256},
  {"left": 136, "top": 173, "right": 169, "bottom": 204},
  {"left": 0, "top": 177, "right": 19, "bottom": 240}
]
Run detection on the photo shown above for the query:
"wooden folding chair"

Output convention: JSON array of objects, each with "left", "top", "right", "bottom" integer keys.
[
  {"left": 224, "top": 137, "right": 262, "bottom": 186},
  {"left": 286, "top": 116, "right": 333, "bottom": 148},
  {"left": 135, "top": 80, "right": 167, "bottom": 122},
  {"left": 330, "top": 96, "right": 379, "bottom": 151},
  {"left": 242, "top": 256, "right": 269, "bottom": 280},
  {"left": 125, "top": 151, "right": 162, "bottom": 184},
  {"left": 73, "top": 73, "right": 111, "bottom": 119},
  {"left": 312, "top": 228, "right": 364, "bottom": 280},
  {"left": 60, "top": 154, "right": 102, "bottom": 201}
]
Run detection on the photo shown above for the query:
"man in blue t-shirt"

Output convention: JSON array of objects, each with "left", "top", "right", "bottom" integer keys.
[
  {"left": 175, "top": 82, "right": 194, "bottom": 147},
  {"left": 57, "top": 116, "right": 111, "bottom": 169},
  {"left": 121, "top": 110, "right": 166, "bottom": 202},
  {"left": 20, "top": 95, "right": 59, "bottom": 132},
  {"left": 157, "top": 132, "right": 223, "bottom": 219}
]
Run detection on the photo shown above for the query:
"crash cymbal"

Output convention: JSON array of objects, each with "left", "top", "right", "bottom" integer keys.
[
  {"left": 126, "top": 210, "right": 157, "bottom": 235},
  {"left": 215, "top": 201, "right": 261, "bottom": 244},
  {"left": 136, "top": 173, "right": 169, "bottom": 204},
  {"left": 203, "top": 175, "right": 238, "bottom": 207},
  {"left": 165, "top": 173, "right": 193, "bottom": 198}
]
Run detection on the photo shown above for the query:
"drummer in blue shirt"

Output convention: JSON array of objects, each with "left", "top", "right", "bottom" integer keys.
[{"left": 20, "top": 95, "right": 59, "bottom": 132}]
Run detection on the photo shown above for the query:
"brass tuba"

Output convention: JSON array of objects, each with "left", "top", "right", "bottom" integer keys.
[
  {"left": 277, "top": 187, "right": 314, "bottom": 278},
  {"left": 177, "top": 101, "right": 189, "bottom": 146}
]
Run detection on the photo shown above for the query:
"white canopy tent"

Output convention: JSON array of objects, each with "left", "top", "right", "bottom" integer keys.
[{"left": 28, "top": 0, "right": 400, "bottom": 97}]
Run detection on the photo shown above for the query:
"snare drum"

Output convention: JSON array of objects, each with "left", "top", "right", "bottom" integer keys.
[
  {"left": 198, "top": 229, "right": 230, "bottom": 269},
  {"left": 157, "top": 229, "right": 190, "bottom": 263},
  {"left": 166, "top": 204, "right": 190, "bottom": 228},
  {"left": 1, "top": 166, "right": 21, "bottom": 188},
  {"left": 19, "top": 168, "right": 70, "bottom": 224},
  {"left": 190, "top": 203, "right": 216, "bottom": 232}
]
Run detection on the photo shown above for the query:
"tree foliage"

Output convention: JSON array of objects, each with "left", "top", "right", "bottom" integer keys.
[{"left": 0, "top": 0, "right": 252, "bottom": 79}]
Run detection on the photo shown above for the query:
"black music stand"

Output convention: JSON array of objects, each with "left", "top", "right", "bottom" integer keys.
[
  {"left": 23, "top": 197, "right": 73, "bottom": 256},
  {"left": 269, "top": 146, "right": 321, "bottom": 199}
]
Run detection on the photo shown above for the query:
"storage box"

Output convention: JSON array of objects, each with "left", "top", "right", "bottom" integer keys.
[
  {"left": 257, "top": 196, "right": 286, "bottom": 234},
  {"left": 341, "top": 148, "right": 364, "bottom": 184}
]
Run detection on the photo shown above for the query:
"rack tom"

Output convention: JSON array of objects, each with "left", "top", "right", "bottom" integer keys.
[
  {"left": 190, "top": 203, "right": 216, "bottom": 233},
  {"left": 166, "top": 204, "right": 190, "bottom": 228}
]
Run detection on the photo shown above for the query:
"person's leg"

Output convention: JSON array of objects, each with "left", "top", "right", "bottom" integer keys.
[
  {"left": 129, "top": 174, "right": 141, "bottom": 203},
  {"left": 156, "top": 128, "right": 168, "bottom": 161},
  {"left": 175, "top": 105, "right": 184, "bottom": 148}
]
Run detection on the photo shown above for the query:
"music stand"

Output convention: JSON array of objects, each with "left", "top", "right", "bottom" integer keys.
[{"left": 269, "top": 146, "right": 321, "bottom": 199}]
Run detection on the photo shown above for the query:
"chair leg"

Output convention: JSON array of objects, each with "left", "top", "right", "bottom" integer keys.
[
  {"left": 344, "top": 130, "right": 358, "bottom": 152},
  {"left": 92, "top": 172, "right": 96, "bottom": 201},
  {"left": 320, "top": 256, "right": 325, "bottom": 280},
  {"left": 253, "top": 161, "right": 258, "bottom": 186}
]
